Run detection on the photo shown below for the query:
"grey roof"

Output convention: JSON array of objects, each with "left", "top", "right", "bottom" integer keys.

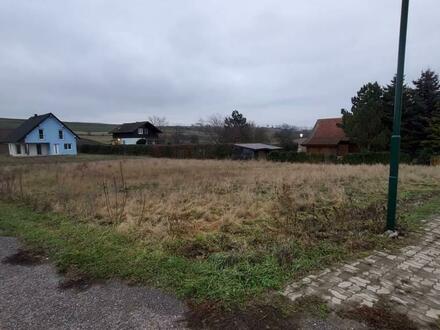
[
  {"left": 0, "top": 128, "right": 14, "bottom": 143},
  {"left": 234, "top": 143, "right": 282, "bottom": 151},
  {"left": 110, "top": 121, "right": 162, "bottom": 134},
  {"left": 6, "top": 113, "right": 79, "bottom": 143}
]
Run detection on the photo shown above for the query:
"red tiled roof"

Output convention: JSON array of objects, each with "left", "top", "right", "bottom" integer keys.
[{"left": 302, "top": 118, "right": 348, "bottom": 147}]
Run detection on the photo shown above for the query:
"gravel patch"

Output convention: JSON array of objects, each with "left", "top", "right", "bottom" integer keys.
[{"left": 0, "top": 236, "right": 188, "bottom": 330}]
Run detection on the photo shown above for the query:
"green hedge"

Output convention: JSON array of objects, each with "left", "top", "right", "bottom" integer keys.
[
  {"left": 267, "top": 151, "right": 337, "bottom": 163},
  {"left": 79, "top": 144, "right": 233, "bottom": 159},
  {"left": 268, "top": 151, "right": 411, "bottom": 165}
]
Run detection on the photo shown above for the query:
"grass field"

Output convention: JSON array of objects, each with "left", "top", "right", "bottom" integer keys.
[{"left": 1, "top": 157, "right": 440, "bottom": 307}]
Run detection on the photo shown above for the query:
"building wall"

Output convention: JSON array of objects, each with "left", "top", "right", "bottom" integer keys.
[
  {"left": 306, "top": 146, "right": 338, "bottom": 156},
  {"left": 24, "top": 116, "right": 77, "bottom": 155},
  {"left": 306, "top": 143, "right": 355, "bottom": 156},
  {"left": 8, "top": 143, "right": 50, "bottom": 157},
  {"left": 117, "top": 137, "right": 157, "bottom": 145},
  {"left": 0, "top": 143, "right": 8, "bottom": 155}
]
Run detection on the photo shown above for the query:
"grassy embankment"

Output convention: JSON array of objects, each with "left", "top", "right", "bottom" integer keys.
[{"left": 1, "top": 158, "right": 440, "bottom": 307}]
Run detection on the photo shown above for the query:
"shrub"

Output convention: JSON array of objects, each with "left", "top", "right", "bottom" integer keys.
[
  {"left": 268, "top": 151, "right": 411, "bottom": 165},
  {"left": 79, "top": 144, "right": 234, "bottom": 159},
  {"left": 268, "top": 151, "right": 336, "bottom": 163},
  {"left": 341, "top": 152, "right": 411, "bottom": 165}
]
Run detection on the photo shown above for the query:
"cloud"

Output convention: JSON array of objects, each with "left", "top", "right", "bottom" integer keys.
[{"left": 0, "top": 0, "right": 439, "bottom": 126}]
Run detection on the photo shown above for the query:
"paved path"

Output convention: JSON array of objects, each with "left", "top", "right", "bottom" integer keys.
[
  {"left": 283, "top": 216, "right": 440, "bottom": 329},
  {"left": 0, "top": 237, "right": 187, "bottom": 330}
]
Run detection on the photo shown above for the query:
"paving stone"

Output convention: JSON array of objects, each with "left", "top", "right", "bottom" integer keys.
[
  {"left": 338, "top": 281, "right": 352, "bottom": 289},
  {"left": 283, "top": 216, "right": 440, "bottom": 329},
  {"left": 426, "top": 309, "right": 440, "bottom": 319},
  {"left": 329, "top": 289, "right": 347, "bottom": 301}
]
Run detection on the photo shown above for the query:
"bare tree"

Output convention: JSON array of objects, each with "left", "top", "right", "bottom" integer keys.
[
  {"left": 196, "top": 113, "right": 224, "bottom": 144},
  {"left": 148, "top": 116, "right": 169, "bottom": 128}
]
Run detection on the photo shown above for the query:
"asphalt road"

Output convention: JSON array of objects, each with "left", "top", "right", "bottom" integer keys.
[{"left": 0, "top": 236, "right": 188, "bottom": 330}]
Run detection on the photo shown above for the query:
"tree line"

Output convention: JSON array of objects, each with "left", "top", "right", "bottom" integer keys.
[
  {"left": 196, "top": 110, "right": 305, "bottom": 149},
  {"left": 341, "top": 69, "right": 440, "bottom": 162}
]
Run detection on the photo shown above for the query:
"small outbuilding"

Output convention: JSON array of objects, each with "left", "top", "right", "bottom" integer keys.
[{"left": 233, "top": 143, "right": 282, "bottom": 160}]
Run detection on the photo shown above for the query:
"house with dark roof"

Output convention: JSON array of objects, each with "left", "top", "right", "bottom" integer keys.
[
  {"left": 110, "top": 121, "right": 162, "bottom": 145},
  {"left": 6, "top": 113, "right": 79, "bottom": 157},
  {"left": 233, "top": 143, "right": 282, "bottom": 160},
  {"left": 302, "top": 118, "right": 358, "bottom": 156}
]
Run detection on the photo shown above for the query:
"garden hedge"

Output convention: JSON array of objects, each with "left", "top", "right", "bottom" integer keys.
[
  {"left": 79, "top": 144, "right": 234, "bottom": 159},
  {"left": 268, "top": 151, "right": 412, "bottom": 165}
]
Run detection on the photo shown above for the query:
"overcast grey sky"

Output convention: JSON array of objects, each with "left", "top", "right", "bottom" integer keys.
[{"left": 0, "top": 1, "right": 439, "bottom": 127}]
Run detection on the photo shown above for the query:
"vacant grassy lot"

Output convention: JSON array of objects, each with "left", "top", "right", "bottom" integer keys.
[{"left": 1, "top": 158, "right": 440, "bottom": 306}]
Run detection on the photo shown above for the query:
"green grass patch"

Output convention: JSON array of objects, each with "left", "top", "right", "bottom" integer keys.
[{"left": 1, "top": 194, "right": 440, "bottom": 307}]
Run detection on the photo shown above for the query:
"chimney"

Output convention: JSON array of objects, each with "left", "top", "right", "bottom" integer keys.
[{"left": 34, "top": 114, "right": 38, "bottom": 117}]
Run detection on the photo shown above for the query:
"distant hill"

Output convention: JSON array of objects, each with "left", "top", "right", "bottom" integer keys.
[{"left": 0, "top": 117, "right": 310, "bottom": 145}]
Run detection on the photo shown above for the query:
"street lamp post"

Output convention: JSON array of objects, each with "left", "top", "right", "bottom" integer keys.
[{"left": 386, "top": 0, "right": 410, "bottom": 232}]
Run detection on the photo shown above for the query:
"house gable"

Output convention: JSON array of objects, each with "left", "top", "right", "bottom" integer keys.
[{"left": 25, "top": 116, "right": 77, "bottom": 146}]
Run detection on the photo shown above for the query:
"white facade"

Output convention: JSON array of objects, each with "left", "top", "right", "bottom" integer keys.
[
  {"left": 119, "top": 138, "right": 156, "bottom": 145},
  {"left": 8, "top": 143, "right": 50, "bottom": 157}
]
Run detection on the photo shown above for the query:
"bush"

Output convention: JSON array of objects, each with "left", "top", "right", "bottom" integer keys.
[
  {"left": 268, "top": 151, "right": 336, "bottom": 163},
  {"left": 268, "top": 151, "right": 411, "bottom": 165},
  {"left": 79, "top": 144, "right": 234, "bottom": 159}
]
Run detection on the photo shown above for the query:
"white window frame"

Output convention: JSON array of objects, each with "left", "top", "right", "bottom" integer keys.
[
  {"left": 64, "top": 143, "right": 72, "bottom": 150},
  {"left": 138, "top": 128, "right": 143, "bottom": 135}
]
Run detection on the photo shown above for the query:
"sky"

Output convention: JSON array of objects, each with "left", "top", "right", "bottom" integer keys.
[{"left": 0, "top": 1, "right": 439, "bottom": 127}]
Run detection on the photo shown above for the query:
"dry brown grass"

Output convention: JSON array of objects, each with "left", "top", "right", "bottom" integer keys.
[{"left": 1, "top": 158, "right": 440, "bottom": 255}]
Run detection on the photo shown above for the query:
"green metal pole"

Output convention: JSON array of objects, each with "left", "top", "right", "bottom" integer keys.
[{"left": 386, "top": 0, "right": 410, "bottom": 231}]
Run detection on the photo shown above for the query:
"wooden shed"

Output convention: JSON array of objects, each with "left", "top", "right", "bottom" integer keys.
[{"left": 233, "top": 143, "right": 282, "bottom": 160}]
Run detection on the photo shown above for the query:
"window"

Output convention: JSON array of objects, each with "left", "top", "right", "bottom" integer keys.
[
  {"left": 64, "top": 143, "right": 72, "bottom": 150},
  {"left": 16, "top": 144, "right": 21, "bottom": 154},
  {"left": 59, "top": 130, "right": 64, "bottom": 139},
  {"left": 39, "top": 129, "right": 44, "bottom": 139},
  {"left": 138, "top": 128, "right": 143, "bottom": 135}
]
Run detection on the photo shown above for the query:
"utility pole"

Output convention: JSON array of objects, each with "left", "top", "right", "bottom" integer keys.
[{"left": 386, "top": 0, "right": 410, "bottom": 232}]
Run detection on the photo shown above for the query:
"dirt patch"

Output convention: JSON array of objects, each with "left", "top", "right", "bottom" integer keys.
[
  {"left": 184, "top": 295, "right": 331, "bottom": 330},
  {"left": 339, "top": 300, "right": 418, "bottom": 330},
  {"left": 185, "top": 301, "right": 299, "bottom": 330},
  {"left": 58, "top": 267, "right": 95, "bottom": 291},
  {"left": 2, "top": 249, "right": 46, "bottom": 266}
]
